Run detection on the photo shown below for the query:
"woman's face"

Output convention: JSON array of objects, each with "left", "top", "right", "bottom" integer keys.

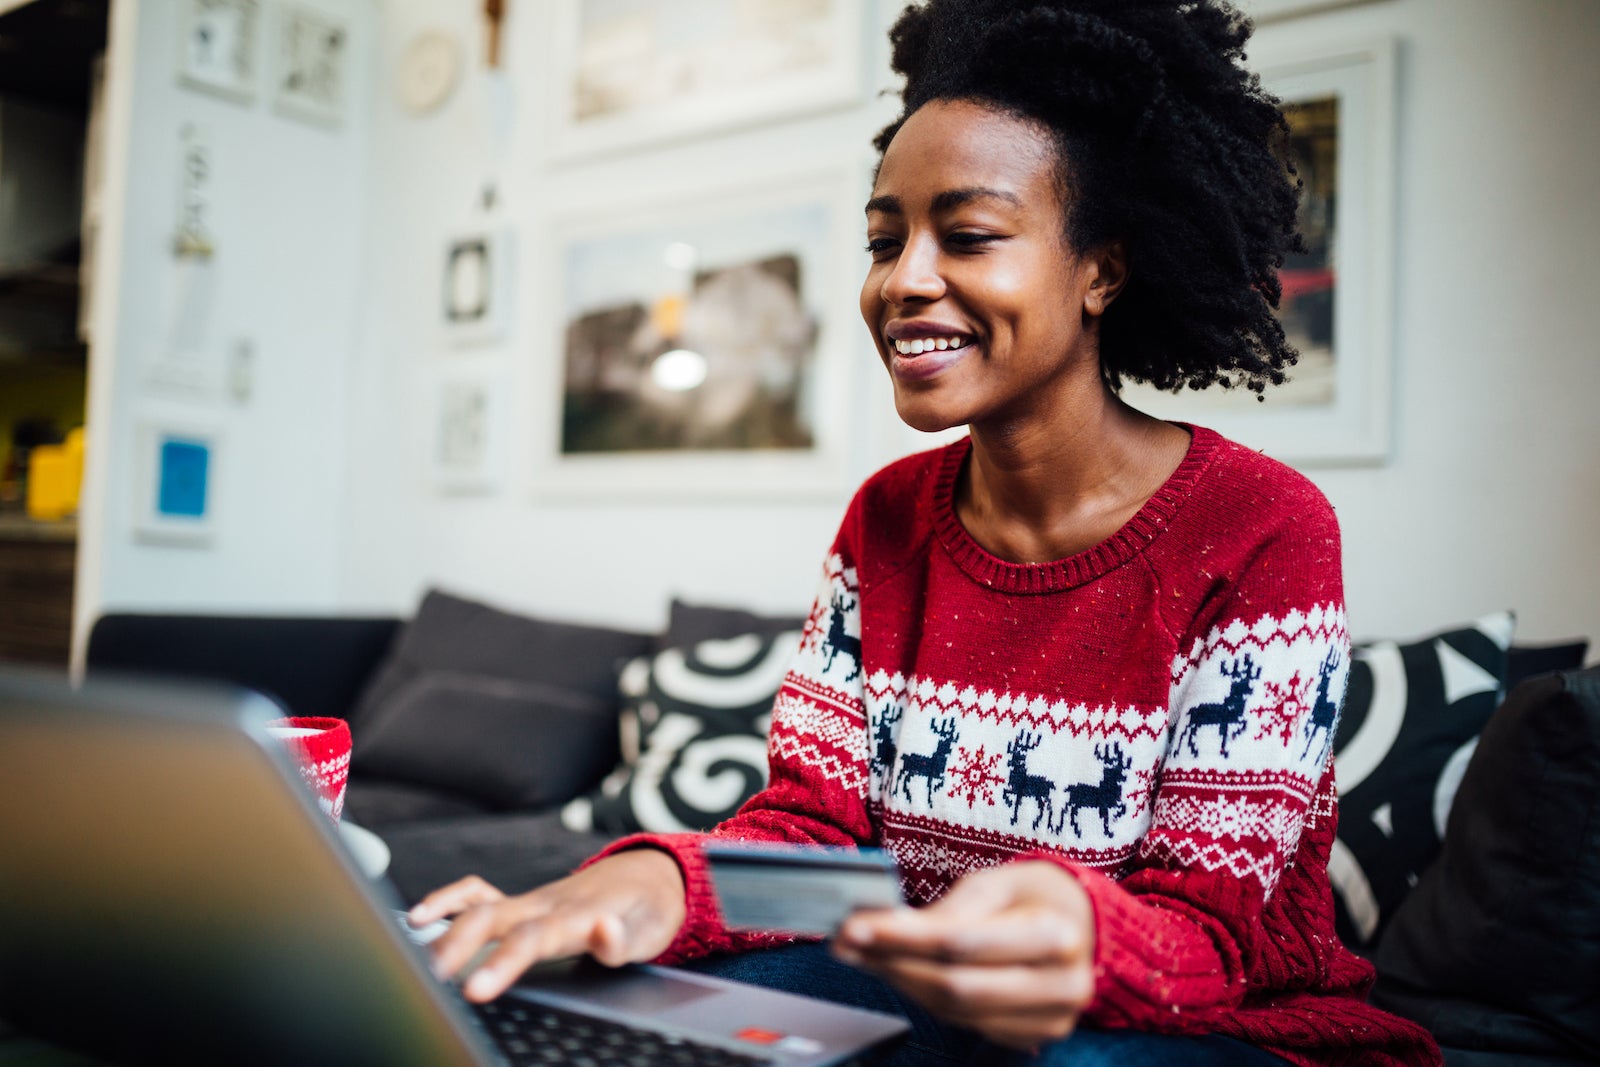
[{"left": 861, "top": 99, "right": 1115, "bottom": 434}]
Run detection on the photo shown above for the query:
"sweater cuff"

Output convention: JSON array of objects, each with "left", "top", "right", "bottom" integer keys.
[
  {"left": 583, "top": 832, "right": 726, "bottom": 964},
  {"left": 1020, "top": 851, "right": 1227, "bottom": 1032}
]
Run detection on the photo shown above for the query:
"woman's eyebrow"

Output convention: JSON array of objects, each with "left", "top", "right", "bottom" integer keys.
[
  {"left": 864, "top": 187, "right": 1022, "bottom": 216},
  {"left": 932, "top": 187, "right": 1021, "bottom": 212}
]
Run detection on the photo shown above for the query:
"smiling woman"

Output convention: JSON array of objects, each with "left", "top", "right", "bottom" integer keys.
[{"left": 409, "top": 4, "right": 1443, "bottom": 1065}]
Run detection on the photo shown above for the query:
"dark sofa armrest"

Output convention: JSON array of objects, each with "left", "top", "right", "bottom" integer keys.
[{"left": 86, "top": 614, "right": 402, "bottom": 721}]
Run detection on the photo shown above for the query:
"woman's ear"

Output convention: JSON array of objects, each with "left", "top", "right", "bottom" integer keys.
[{"left": 1084, "top": 241, "right": 1130, "bottom": 317}]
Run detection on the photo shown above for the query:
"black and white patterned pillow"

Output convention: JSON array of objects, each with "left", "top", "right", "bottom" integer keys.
[
  {"left": 560, "top": 630, "right": 801, "bottom": 836},
  {"left": 1329, "top": 611, "right": 1515, "bottom": 950}
]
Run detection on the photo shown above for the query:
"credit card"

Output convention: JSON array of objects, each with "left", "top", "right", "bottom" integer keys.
[{"left": 704, "top": 841, "right": 904, "bottom": 936}]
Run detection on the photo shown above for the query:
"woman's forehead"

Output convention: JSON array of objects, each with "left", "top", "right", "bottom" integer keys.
[{"left": 873, "top": 99, "right": 1059, "bottom": 205}]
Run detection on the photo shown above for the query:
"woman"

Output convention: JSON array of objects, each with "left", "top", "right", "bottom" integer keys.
[{"left": 413, "top": 2, "right": 1441, "bottom": 1063}]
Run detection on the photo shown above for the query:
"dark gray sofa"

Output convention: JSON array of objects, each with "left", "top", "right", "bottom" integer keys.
[
  {"left": 84, "top": 608, "right": 632, "bottom": 903},
  {"left": 82, "top": 606, "right": 1600, "bottom": 1065}
]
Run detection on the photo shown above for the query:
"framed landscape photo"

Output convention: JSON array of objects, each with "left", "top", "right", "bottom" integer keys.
[
  {"left": 1120, "top": 36, "right": 1398, "bottom": 465},
  {"left": 547, "top": 0, "right": 864, "bottom": 161},
  {"left": 535, "top": 170, "right": 858, "bottom": 497}
]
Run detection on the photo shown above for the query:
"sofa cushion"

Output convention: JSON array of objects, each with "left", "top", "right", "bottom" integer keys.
[
  {"left": 1505, "top": 641, "right": 1589, "bottom": 691},
  {"left": 354, "top": 673, "right": 621, "bottom": 809},
  {"left": 349, "top": 590, "right": 654, "bottom": 808},
  {"left": 377, "top": 810, "right": 618, "bottom": 906},
  {"left": 1328, "top": 611, "right": 1514, "bottom": 950},
  {"left": 560, "top": 628, "right": 802, "bottom": 835},
  {"left": 1371, "top": 667, "right": 1600, "bottom": 1061},
  {"left": 665, "top": 598, "right": 809, "bottom": 647},
  {"left": 344, "top": 777, "right": 492, "bottom": 827}
]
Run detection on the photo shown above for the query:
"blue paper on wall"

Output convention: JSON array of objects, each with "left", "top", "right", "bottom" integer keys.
[{"left": 157, "top": 438, "right": 210, "bottom": 518}]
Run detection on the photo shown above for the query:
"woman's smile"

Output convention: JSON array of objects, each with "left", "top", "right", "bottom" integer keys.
[{"left": 886, "top": 319, "right": 978, "bottom": 380}]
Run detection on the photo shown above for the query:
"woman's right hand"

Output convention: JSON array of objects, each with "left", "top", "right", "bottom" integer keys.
[{"left": 407, "top": 849, "right": 688, "bottom": 1002}]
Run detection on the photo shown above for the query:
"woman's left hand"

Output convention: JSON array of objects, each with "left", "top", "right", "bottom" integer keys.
[{"left": 831, "top": 860, "right": 1096, "bottom": 1051}]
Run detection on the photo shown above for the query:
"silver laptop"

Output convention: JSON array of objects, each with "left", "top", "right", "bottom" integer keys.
[{"left": 0, "top": 669, "right": 907, "bottom": 1067}]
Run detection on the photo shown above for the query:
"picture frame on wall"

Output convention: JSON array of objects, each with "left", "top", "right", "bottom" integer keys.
[
  {"left": 177, "top": 0, "right": 261, "bottom": 103},
  {"left": 133, "top": 421, "right": 220, "bottom": 546},
  {"left": 1120, "top": 36, "right": 1398, "bottom": 465},
  {"left": 547, "top": 0, "right": 865, "bottom": 161},
  {"left": 430, "top": 372, "right": 509, "bottom": 494},
  {"left": 271, "top": 4, "right": 350, "bottom": 127},
  {"left": 442, "top": 227, "right": 515, "bottom": 347},
  {"left": 1236, "top": 0, "right": 1392, "bottom": 23},
  {"left": 535, "top": 169, "right": 859, "bottom": 497}
]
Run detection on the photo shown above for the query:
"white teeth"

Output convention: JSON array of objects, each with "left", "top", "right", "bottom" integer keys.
[{"left": 893, "top": 336, "right": 968, "bottom": 355}]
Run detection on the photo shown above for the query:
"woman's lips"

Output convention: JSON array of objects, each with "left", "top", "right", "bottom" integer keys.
[{"left": 889, "top": 341, "right": 975, "bottom": 382}]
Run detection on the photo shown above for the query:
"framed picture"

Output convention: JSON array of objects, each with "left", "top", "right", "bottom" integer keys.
[
  {"left": 271, "top": 4, "right": 350, "bottom": 127},
  {"left": 133, "top": 422, "right": 220, "bottom": 545},
  {"left": 1236, "top": 0, "right": 1392, "bottom": 22},
  {"left": 442, "top": 228, "right": 515, "bottom": 347},
  {"left": 1120, "top": 36, "right": 1398, "bottom": 465},
  {"left": 430, "top": 373, "right": 509, "bottom": 493},
  {"left": 178, "top": 0, "right": 260, "bottom": 103},
  {"left": 535, "top": 170, "right": 858, "bottom": 497},
  {"left": 547, "top": 0, "right": 864, "bottom": 161}
]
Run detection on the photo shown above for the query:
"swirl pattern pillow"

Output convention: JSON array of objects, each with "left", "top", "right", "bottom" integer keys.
[
  {"left": 1328, "top": 611, "right": 1515, "bottom": 950},
  {"left": 561, "top": 629, "right": 801, "bottom": 835}
]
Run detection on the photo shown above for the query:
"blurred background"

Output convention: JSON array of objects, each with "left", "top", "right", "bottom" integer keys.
[{"left": 0, "top": 0, "right": 1595, "bottom": 669}]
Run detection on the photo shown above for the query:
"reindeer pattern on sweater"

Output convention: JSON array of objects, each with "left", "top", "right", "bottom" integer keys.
[{"left": 598, "top": 427, "right": 1441, "bottom": 1067}]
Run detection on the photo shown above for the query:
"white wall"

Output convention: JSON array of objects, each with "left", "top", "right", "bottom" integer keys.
[
  {"left": 1275, "top": 0, "right": 1600, "bottom": 645},
  {"left": 338, "top": 0, "right": 925, "bottom": 631},
  {"left": 75, "top": 0, "right": 375, "bottom": 650},
  {"left": 340, "top": 0, "right": 1599, "bottom": 650}
]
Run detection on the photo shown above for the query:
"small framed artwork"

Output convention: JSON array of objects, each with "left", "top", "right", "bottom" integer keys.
[
  {"left": 547, "top": 0, "right": 864, "bottom": 161},
  {"left": 430, "top": 373, "right": 509, "bottom": 493},
  {"left": 134, "top": 422, "right": 220, "bottom": 545},
  {"left": 442, "top": 228, "right": 514, "bottom": 347},
  {"left": 1120, "top": 36, "right": 1398, "bottom": 466},
  {"left": 272, "top": 4, "right": 350, "bottom": 127},
  {"left": 178, "top": 0, "right": 261, "bottom": 103},
  {"left": 535, "top": 169, "right": 858, "bottom": 497}
]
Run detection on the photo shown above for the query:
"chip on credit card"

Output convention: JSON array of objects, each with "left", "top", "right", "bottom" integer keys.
[{"left": 704, "top": 841, "right": 905, "bottom": 936}]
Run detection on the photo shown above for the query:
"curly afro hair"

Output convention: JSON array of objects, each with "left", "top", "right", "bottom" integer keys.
[{"left": 875, "top": 0, "right": 1304, "bottom": 395}]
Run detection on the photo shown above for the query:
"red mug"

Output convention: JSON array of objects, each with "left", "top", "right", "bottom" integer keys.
[{"left": 266, "top": 716, "right": 352, "bottom": 823}]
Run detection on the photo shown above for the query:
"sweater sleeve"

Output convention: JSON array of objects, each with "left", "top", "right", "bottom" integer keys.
[
  {"left": 586, "top": 540, "right": 876, "bottom": 963},
  {"left": 1033, "top": 490, "right": 1353, "bottom": 1032}
]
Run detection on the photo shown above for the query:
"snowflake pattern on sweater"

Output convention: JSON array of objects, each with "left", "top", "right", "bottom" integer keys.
[{"left": 593, "top": 427, "right": 1441, "bottom": 1067}]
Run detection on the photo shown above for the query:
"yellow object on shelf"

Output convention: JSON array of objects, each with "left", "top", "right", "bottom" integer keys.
[{"left": 26, "top": 427, "right": 84, "bottom": 522}]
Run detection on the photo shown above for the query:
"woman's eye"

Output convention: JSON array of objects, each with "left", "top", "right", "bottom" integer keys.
[
  {"left": 946, "top": 232, "right": 1001, "bottom": 250},
  {"left": 864, "top": 237, "right": 899, "bottom": 256}
]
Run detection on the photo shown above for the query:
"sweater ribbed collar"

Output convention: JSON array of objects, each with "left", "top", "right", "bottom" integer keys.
[{"left": 932, "top": 423, "right": 1220, "bottom": 594}]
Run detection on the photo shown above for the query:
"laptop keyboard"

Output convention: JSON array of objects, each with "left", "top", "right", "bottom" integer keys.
[{"left": 474, "top": 999, "right": 772, "bottom": 1066}]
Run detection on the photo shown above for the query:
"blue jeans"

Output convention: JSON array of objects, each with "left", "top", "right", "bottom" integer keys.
[{"left": 686, "top": 943, "right": 1290, "bottom": 1066}]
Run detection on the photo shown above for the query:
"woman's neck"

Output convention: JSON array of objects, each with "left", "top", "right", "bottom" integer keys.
[{"left": 957, "top": 384, "right": 1191, "bottom": 565}]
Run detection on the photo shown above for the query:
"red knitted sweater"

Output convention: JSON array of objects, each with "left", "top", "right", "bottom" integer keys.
[{"left": 597, "top": 426, "right": 1441, "bottom": 1067}]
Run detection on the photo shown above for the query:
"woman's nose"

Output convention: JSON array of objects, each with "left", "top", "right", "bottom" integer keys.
[{"left": 881, "top": 235, "right": 946, "bottom": 306}]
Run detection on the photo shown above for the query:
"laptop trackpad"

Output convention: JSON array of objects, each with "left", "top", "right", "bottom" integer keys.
[{"left": 516, "top": 959, "right": 720, "bottom": 1015}]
